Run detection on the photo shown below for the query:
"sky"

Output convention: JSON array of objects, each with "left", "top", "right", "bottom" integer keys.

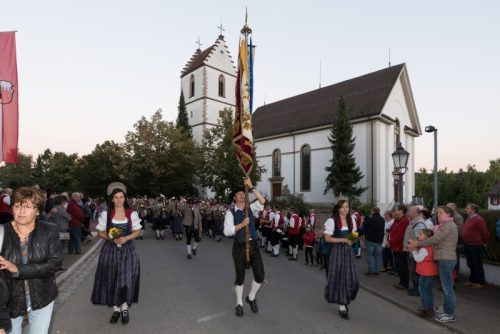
[{"left": 1, "top": 0, "right": 499, "bottom": 171}]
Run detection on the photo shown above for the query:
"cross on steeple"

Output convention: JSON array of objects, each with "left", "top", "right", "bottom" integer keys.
[
  {"left": 196, "top": 37, "right": 202, "bottom": 50},
  {"left": 218, "top": 23, "right": 225, "bottom": 36}
]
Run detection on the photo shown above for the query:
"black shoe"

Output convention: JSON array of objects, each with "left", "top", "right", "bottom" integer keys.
[
  {"left": 192, "top": 248, "right": 197, "bottom": 256},
  {"left": 246, "top": 296, "right": 258, "bottom": 313},
  {"left": 408, "top": 290, "right": 420, "bottom": 297},
  {"left": 270, "top": 254, "right": 279, "bottom": 257},
  {"left": 121, "top": 310, "right": 129, "bottom": 324},
  {"left": 187, "top": 254, "right": 192, "bottom": 259},
  {"left": 339, "top": 309, "right": 349, "bottom": 320},
  {"left": 110, "top": 311, "right": 120, "bottom": 324},
  {"left": 235, "top": 305, "right": 244, "bottom": 317},
  {"left": 288, "top": 257, "right": 297, "bottom": 261}
]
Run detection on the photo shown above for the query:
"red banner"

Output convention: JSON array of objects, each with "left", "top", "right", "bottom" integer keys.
[{"left": 0, "top": 32, "right": 19, "bottom": 163}]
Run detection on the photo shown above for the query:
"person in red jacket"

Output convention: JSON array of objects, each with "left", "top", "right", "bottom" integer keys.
[
  {"left": 287, "top": 208, "right": 301, "bottom": 261},
  {"left": 66, "top": 192, "right": 84, "bottom": 255},
  {"left": 461, "top": 203, "right": 490, "bottom": 288},
  {"left": 388, "top": 204, "right": 410, "bottom": 290},
  {"left": 303, "top": 224, "right": 316, "bottom": 265}
]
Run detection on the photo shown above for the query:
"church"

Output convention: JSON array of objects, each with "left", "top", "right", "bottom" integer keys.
[{"left": 181, "top": 34, "right": 421, "bottom": 210}]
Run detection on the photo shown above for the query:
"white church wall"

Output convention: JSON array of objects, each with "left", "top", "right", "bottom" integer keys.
[
  {"left": 204, "top": 41, "right": 236, "bottom": 76},
  {"left": 205, "top": 66, "right": 236, "bottom": 105}
]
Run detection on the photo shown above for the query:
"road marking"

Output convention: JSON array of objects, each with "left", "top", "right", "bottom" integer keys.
[{"left": 197, "top": 312, "right": 226, "bottom": 322}]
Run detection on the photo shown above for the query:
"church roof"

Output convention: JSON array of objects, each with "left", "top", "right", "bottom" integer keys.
[
  {"left": 253, "top": 63, "right": 406, "bottom": 139},
  {"left": 488, "top": 182, "right": 500, "bottom": 197},
  {"left": 181, "top": 35, "right": 233, "bottom": 78}
]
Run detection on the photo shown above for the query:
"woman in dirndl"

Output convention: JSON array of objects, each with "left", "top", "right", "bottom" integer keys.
[
  {"left": 91, "top": 182, "right": 141, "bottom": 325},
  {"left": 324, "top": 199, "right": 359, "bottom": 320}
]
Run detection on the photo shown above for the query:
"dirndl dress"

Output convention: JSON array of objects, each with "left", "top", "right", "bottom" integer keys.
[
  {"left": 324, "top": 229, "right": 359, "bottom": 305},
  {"left": 91, "top": 217, "right": 141, "bottom": 307}
]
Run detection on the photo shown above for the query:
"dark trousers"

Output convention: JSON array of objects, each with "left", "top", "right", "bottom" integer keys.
[
  {"left": 408, "top": 254, "right": 420, "bottom": 292},
  {"left": 393, "top": 251, "right": 409, "bottom": 288},
  {"left": 304, "top": 247, "right": 314, "bottom": 264},
  {"left": 464, "top": 245, "right": 486, "bottom": 284},
  {"left": 68, "top": 226, "right": 82, "bottom": 254},
  {"left": 232, "top": 240, "right": 265, "bottom": 285},
  {"left": 383, "top": 247, "right": 394, "bottom": 269},
  {"left": 184, "top": 225, "right": 201, "bottom": 245}
]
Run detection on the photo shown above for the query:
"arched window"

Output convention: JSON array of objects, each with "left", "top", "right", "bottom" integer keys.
[
  {"left": 218, "top": 75, "right": 225, "bottom": 97},
  {"left": 301, "top": 144, "right": 311, "bottom": 191},
  {"left": 189, "top": 75, "right": 195, "bottom": 98},
  {"left": 272, "top": 149, "right": 281, "bottom": 177},
  {"left": 394, "top": 119, "right": 401, "bottom": 147}
]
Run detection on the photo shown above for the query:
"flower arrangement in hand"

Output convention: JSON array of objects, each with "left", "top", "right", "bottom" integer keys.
[
  {"left": 108, "top": 227, "right": 122, "bottom": 247},
  {"left": 346, "top": 231, "right": 359, "bottom": 243}
]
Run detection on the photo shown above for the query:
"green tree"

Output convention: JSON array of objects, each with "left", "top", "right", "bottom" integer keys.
[
  {"left": 199, "top": 108, "right": 265, "bottom": 199},
  {"left": 75, "top": 141, "right": 127, "bottom": 197},
  {"left": 32, "top": 149, "right": 79, "bottom": 191},
  {"left": 0, "top": 153, "right": 34, "bottom": 188},
  {"left": 176, "top": 90, "right": 192, "bottom": 137},
  {"left": 324, "top": 96, "right": 367, "bottom": 200},
  {"left": 125, "top": 109, "right": 199, "bottom": 196}
]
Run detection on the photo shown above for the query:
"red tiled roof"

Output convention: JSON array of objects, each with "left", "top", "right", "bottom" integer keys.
[
  {"left": 181, "top": 45, "right": 216, "bottom": 77},
  {"left": 488, "top": 182, "right": 500, "bottom": 197},
  {"left": 253, "top": 64, "right": 406, "bottom": 139}
]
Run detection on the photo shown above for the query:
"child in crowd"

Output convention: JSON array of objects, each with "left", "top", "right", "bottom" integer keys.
[
  {"left": 411, "top": 229, "right": 438, "bottom": 318},
  {"left": 315, "top": 231, "right": 324, "bottom": 268},
  {"left": 302, "top": 224, "right": 316, "bottom": 265}
]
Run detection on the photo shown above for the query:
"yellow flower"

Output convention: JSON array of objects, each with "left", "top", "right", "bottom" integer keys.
[
  {"left": 352, "top": 231, "right": 359, "bottom": 238},
  {"left": 108, "top": 227, "right": 121, "bottom": 240}
]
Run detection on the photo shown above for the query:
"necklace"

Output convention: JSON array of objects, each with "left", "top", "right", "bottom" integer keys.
[{"left": 12, "top": 221, "right": 35, "bottom": 241}]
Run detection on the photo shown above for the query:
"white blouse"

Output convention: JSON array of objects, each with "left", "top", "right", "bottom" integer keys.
[
  {"left": 324, "top": 217, "right": 357, "bottom": 236},
  {"left": 96, "top": 211, "right": 142, "bottom": 231}
]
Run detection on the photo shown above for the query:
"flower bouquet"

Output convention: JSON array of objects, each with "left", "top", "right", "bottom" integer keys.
[
  {"left": 346, "top": 231, "right": 359, "bottom": 243},
  {"left": 108, "top": 227, "right": 122, "bottom": 248}
]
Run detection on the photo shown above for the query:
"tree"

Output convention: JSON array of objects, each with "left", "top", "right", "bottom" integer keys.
[
  {"left": 199, "top": 108, "right": 265, "bottom": 199},
  {"left": 324, "top": 96, "right": 367, "bottom": 200},
  {"left": 125, "top": 109, "right": 199, "bottom": 196},
  {"left": 176, "top": 90, "right": 192, "bottom": 137},
  {"left": 0, "top": 153, "right": 34, "bottom": 188},
  {"left": 75, "top": 141, "right": 127, "bottom": 197},
  {"left": 31, "top": 149, "right": 79, "bottom": 191}
]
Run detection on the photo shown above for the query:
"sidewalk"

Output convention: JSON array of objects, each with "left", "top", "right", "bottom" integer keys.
[{"left": 356, "top": 254, "right": 500, "bottom": 334}]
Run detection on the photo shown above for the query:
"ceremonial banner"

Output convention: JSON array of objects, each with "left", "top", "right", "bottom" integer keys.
[
  {"left": 0, "top": 32, "right": 19, "bottom": 163},
  {"left": 233, "top": 21, "right": 254, "bottom": 176}
]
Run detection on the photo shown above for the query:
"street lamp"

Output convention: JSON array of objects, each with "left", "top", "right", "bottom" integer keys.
[
  {"left": 392, "top": 142, "right": 410, "bottom": 204},
  {"left": 425, "top": 125, "right": 438, "bottom": 223}
]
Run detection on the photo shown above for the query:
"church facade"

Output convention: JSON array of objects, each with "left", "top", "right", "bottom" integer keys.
[
  {"left": 180, "top": 35, "right": 236, "bottom": 143},
  {"left": 252, "top": 64, "right": 421, "bottom": 210}
]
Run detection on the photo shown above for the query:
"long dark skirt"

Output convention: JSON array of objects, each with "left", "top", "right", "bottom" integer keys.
[
  {"left": 91, "top": 240, "right": 140, "bottom": 306},
  {"left": 324, "top": 243, "right": 359, "bottom": 305},
  {"left": 171, "top": 216, "right": 183, "bottom": 234}
]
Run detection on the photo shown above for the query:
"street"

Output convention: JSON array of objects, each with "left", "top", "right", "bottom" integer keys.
[{"left": 50, "top": 229, "right": 449, "bottom": 334}]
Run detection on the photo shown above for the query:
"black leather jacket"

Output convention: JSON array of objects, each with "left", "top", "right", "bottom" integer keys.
[
  {"left": 1, "top": 221, "right": 62, "bottom": 318},
  {"left": 0, "top": 271, "right": 11, "bottom": 331}
]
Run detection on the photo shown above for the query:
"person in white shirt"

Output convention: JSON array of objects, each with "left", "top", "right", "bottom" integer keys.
[{"left": 223, "top": 178, "right": 266, "bottom": 317}]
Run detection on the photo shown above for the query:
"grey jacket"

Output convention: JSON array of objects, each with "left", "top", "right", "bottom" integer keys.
[
  {"left": 417, "top": 220, "right": 458, "bottom": 260},
  {"left": 180, "top": 204, "right": 202, "bottom": 230}
]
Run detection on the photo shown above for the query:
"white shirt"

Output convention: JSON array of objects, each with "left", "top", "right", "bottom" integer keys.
[
  {"left": 96, "top": 211, "right": 142, "bottom": 231},
  {"left": 411, "top": 248, "right": 429, "bottom": 263},
  {"left": 323, "top": 217, "right": 357, "bottom": 236},
  {"left": 289, "top": 216, "right": 297, "bottom": 228},
  {"left": 309, "top": 214, "right": 316, "bottom": 227},
  {"left": 2, "top": 195, "right": 10, "bottom": 205},
  {"left": 223, "top": 201, "right": 264, "bottom": 236}
]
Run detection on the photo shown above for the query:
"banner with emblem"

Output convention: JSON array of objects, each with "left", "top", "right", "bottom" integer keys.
[
  {"left": 232, "top": 17, "right": 254, "bottom": 177},
  {"left": 0, "top": 32, "right": 19, "bottom": 163}
]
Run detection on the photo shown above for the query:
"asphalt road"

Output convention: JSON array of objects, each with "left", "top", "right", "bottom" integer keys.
[{"left": 50, "top": 229, "right": 449, "bottom": 334}]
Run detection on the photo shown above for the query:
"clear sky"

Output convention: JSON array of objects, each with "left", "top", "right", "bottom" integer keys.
[{"left": 1, "top": 0, "right": 499, "bottom": 171}]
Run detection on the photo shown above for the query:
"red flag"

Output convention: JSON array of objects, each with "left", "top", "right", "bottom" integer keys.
[{"left": 0, "top": 32, "right": 19, "bottom": 163}]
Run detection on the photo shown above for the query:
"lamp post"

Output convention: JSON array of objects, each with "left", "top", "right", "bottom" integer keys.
[
  {"left": 392, "top": 142, "right": 410, "bottom": 205},
  {"left": 425, "top": 125, "right": 438, "bottom": 223}
]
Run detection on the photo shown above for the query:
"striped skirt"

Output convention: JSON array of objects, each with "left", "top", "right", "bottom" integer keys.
[
  {"left": 91, "top": 240, "right": 140, "bottom": 306},
  {"left": 324, "top": 243, "right": 359, "bottom": 305}
]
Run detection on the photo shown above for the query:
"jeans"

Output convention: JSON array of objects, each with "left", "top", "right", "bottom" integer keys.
[
  {"left": 464, "top": 245, "right": 486, "bottom": 284},
  {"left": 366, "top": 241, "right": 383, "bottom": 273},
  {"left": 438, "top": 260, "right": 457, "bottom": 315},
  {"left": 68, "top": 226, "right": 82, "bottom": 254},
  {"left": 408, "top": 254, "right": 420, "bottom": 292},
  {"left": 418, "top": 275, "right": 434, "bottom": 310},
  {"left": 10, "top": 301, "right": 54, "bottom": 334}
]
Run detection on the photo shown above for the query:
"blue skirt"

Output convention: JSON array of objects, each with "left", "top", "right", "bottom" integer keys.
[
  {"left": 324, "top": 243, "right": 359, "bottom": 305},
  {"left": 91, "top": 240, "right": 140, "bottom": 306},
  {"left": 171, "top": 216, "right": 183, "bottom": 234}
]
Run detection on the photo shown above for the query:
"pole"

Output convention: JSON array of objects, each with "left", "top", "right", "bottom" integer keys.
[
  {"left": 399, "top": 172, "right": 404, "bottom": 205},
  {"left": 244, "top": 186, "right": 251, "bottom": 267},
  {"left": 433, "top": 129, "right": 438, "bottom": 223}
]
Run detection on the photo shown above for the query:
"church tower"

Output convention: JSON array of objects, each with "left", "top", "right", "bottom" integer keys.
[{"left": 180, "top": 33, "right": 237, "bottom": 143}]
